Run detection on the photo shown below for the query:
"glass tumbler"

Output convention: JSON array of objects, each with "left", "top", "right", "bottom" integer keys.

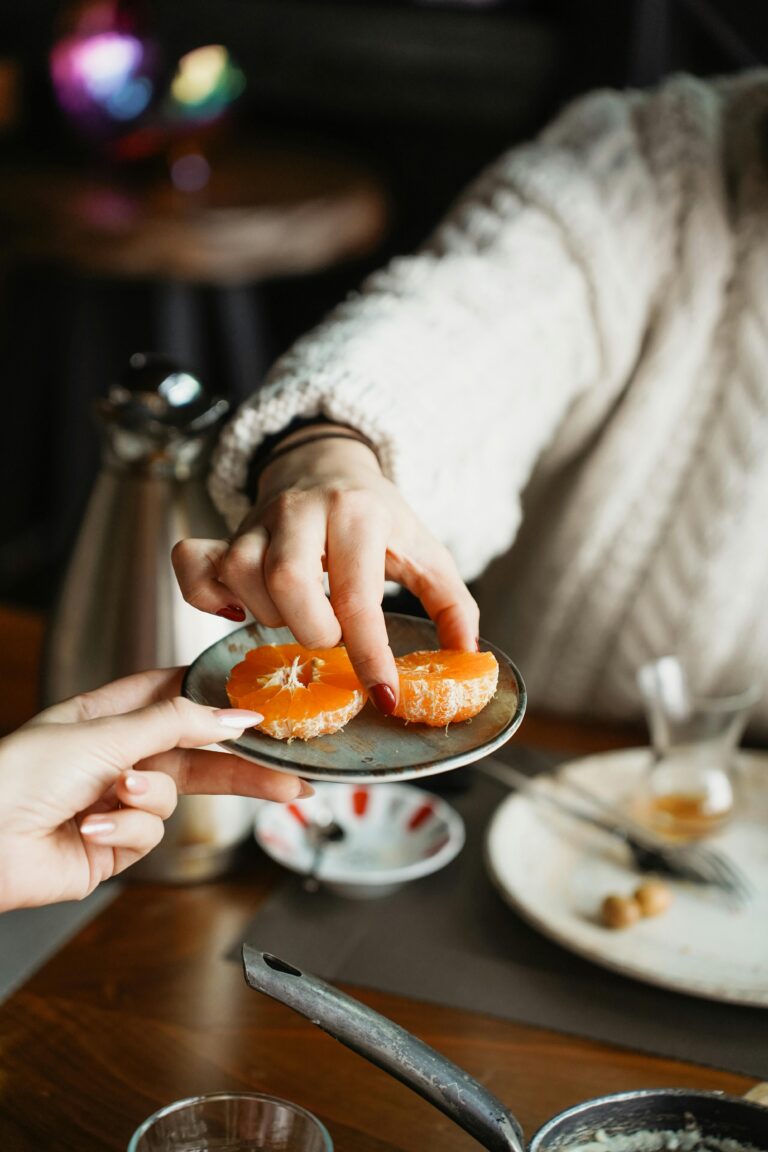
[
  {"left": 128, "top": 1092, "right": 334, "bottom": 1152},
  {"left": 636, "top": 657, "right": 761, "bottom": 839}
]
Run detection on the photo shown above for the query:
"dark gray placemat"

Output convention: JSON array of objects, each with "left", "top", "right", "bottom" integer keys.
[
  {"left": 0, "top": 882, "right": 121, "bottom": 1003},
  {"left": 234, "top": 750, "right": 767, "bottom": 1079}
]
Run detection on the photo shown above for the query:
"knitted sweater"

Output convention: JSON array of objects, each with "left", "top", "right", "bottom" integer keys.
[{"left": 211, "top": 72, "right": 768, "bottom": 732}]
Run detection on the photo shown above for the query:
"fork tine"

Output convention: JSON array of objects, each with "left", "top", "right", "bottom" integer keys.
[
  {"left": 630, "top": 833, "right": 752, "bottom": 902},
  {"left": 675, "top": 845, "right": 754, "bottom": 902},
  {"left": 704, "top": 867, "right": 752, "bottom": 905},
  {"left": 680, "top": 840, "right": 751, "bottom": 888},
  {"left": 686, "top": 847, "right": 755, "bottom": 900}
]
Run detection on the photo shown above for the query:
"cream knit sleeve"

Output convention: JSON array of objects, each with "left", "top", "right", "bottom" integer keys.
[{"left": 210, "top": 85, "right": 673, "bottom": 580}]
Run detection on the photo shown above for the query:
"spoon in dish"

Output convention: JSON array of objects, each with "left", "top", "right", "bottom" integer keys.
[{"left": 303, "top": 813, "right": 345, "bottom": 892}]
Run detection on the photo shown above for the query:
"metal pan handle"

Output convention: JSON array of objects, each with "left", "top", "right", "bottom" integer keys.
[{"left": 242, "top": 945, "right": 525, "bottom": 1152}]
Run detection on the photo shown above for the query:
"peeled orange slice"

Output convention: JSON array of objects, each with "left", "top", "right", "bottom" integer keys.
[
  {"left": 393, "top": 649, "right": 499, "bottom": 727},
  {"left": 226, "top": 643, "right": 366, "bottom": 741}
]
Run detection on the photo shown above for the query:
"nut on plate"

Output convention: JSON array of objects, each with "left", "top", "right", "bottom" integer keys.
[
  {"left": 600, "top": 878, "right": 673, "bottom": 929},
  {"left": 600, "top": 894, "right": 641, "bottom": 929},
  {"left": 634, "top": 878, "right": 672, "bottom": 917}
]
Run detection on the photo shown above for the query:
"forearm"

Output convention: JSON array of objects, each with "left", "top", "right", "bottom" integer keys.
[{"left": 210, "top": 232, "right": 599, "bottom": 579}]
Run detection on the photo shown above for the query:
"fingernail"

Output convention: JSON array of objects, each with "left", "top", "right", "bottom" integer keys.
[
  {"left": 370, "top": 683, "right": 396, "bottom": 716},
  {"left": 123, "top": 771, "right": 148, "bottom": 795},
  {"left": 213, "top": 708, "right": 264, "bottom": 729},
  {"left": 298, "top": 780, "right": 315, "bottom": 798},
  {"left": 81, "top": 817, "right": 116, "bottom": 837},
  {"left": 475, "top": 637, "right": 481, "bottom": 652},
  {"left": 216, "top": 604, "right": 246, "bottom": 622}
]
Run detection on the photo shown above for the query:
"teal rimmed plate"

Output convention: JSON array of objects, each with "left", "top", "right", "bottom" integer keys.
[{"left": 182, "top": 612, "right": 526, "bottom": 783}]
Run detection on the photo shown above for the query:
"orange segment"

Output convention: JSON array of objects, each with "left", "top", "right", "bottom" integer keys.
[
  {"left": 227, "top": 643, "right": 366, "bottom": 741},
  {"left": 393, "top": 649, "right": 499, "bottom": 727}
]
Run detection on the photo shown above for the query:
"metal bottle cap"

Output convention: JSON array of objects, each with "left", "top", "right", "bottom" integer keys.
[{"left": 97, "top": 353, "right": 230, "bottom": 476}]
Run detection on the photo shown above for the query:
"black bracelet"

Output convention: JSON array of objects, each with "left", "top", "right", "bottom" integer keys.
[{"left": 249, "top": 427, "right": 379, "bottom": 495}]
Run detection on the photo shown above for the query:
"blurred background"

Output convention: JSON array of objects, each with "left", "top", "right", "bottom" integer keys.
[{"left": 0, "top": 0, "right": 765, "bottom": 611}]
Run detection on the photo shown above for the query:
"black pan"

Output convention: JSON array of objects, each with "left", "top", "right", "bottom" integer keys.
[{"left": 242, "top": 947, "right": 768, "bottom": 1152}]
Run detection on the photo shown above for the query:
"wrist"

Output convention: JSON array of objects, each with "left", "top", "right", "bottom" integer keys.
[{"left": 250, "top": 422, "right": 380, "bottom": 498}]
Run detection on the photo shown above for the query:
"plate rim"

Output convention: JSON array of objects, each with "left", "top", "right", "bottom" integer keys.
[
  {"left": 182, "top": 612, "right": 527, "bottom": 782},
  {"left": 484, "top": 747, "right": 768, "bottom": 1009}
]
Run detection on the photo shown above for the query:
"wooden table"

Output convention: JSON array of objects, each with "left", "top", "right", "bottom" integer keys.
[{"left": 0, "top": 606, "right": 755, "bottom": 1150}]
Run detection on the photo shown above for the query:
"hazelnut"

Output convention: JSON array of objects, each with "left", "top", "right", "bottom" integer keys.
[
  {"left": 600, "top": 893, "right": 641, "bottom": 929},
  {"left": 634, "top": 879, "right": 672, "bottom": 917}
]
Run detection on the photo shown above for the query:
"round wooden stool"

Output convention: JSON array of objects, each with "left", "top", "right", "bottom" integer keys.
[
  {"left": 0, "top": 141, "right": 387, "bottom": 387},
  {"left": 0, "top": 143, "right": 387, "bottom": 595},
  {"left": 0, "top": 143, "right": 386, "bottom": 278}
]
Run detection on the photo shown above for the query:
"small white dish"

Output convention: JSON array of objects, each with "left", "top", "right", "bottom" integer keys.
[{"left": 255, "top": 782, "right": 465, "bottom": 898}]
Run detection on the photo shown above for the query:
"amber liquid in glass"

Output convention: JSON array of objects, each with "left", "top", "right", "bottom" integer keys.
[{"left": 647, "top": 790, "right": 733, "bottom": 840}]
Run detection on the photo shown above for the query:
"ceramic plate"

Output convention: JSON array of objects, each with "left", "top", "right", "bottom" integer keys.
[
  {"left": 182, "top": 612, "right": 526, "bottom": 783},
  {"left": 485, "top": 748, "right": 768, "bottom": 1007}
]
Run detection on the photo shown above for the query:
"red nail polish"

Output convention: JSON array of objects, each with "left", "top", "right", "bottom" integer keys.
[
  {"left": 370, "top": 683, "right": 397, "bottom": 716},
  {"left": 217, "top": 604, "right": 245, "bottom": 622}
]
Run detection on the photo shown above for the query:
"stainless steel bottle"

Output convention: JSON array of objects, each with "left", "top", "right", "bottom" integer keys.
[{"left": 43, "top": 353, "right": 255, "bottom": 881}]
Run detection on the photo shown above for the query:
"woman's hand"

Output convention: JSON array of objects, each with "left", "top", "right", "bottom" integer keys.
[
  {"left": 172, "top": 432, "right": 479, "bottom": 710},
  {"left": 0, "top": 667, "right": 307, "bottom": 911}
]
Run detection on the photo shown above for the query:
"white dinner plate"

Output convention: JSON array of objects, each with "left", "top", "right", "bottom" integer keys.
[{"left": 485, "top": 748, "right": 768, "bottom": 1007}]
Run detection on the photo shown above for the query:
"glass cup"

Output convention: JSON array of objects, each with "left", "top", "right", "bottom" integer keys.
[
  {"left": 636, "top": 657, "right": 761, "bottom": 839},
  {"left": 128, "top": 1092, "right": 334, "bottom": 1152}
]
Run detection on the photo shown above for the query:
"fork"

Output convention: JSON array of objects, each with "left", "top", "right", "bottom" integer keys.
[{"left": 479, "top": 760, "right": 754, "bottom": 904}]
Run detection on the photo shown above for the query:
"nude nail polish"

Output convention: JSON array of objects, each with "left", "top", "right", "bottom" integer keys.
[
  {"left": 81, "top": 818, "right": 116, "bottom": 837},
  {"left": 123, "top": 772, "right": 148, "bottom": 794},
  {"left": 213, "top": 709, "right": 264, "bottom": 728},
  {"left": 370, "top": 683, "right": 397, "bottom": 716}
]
